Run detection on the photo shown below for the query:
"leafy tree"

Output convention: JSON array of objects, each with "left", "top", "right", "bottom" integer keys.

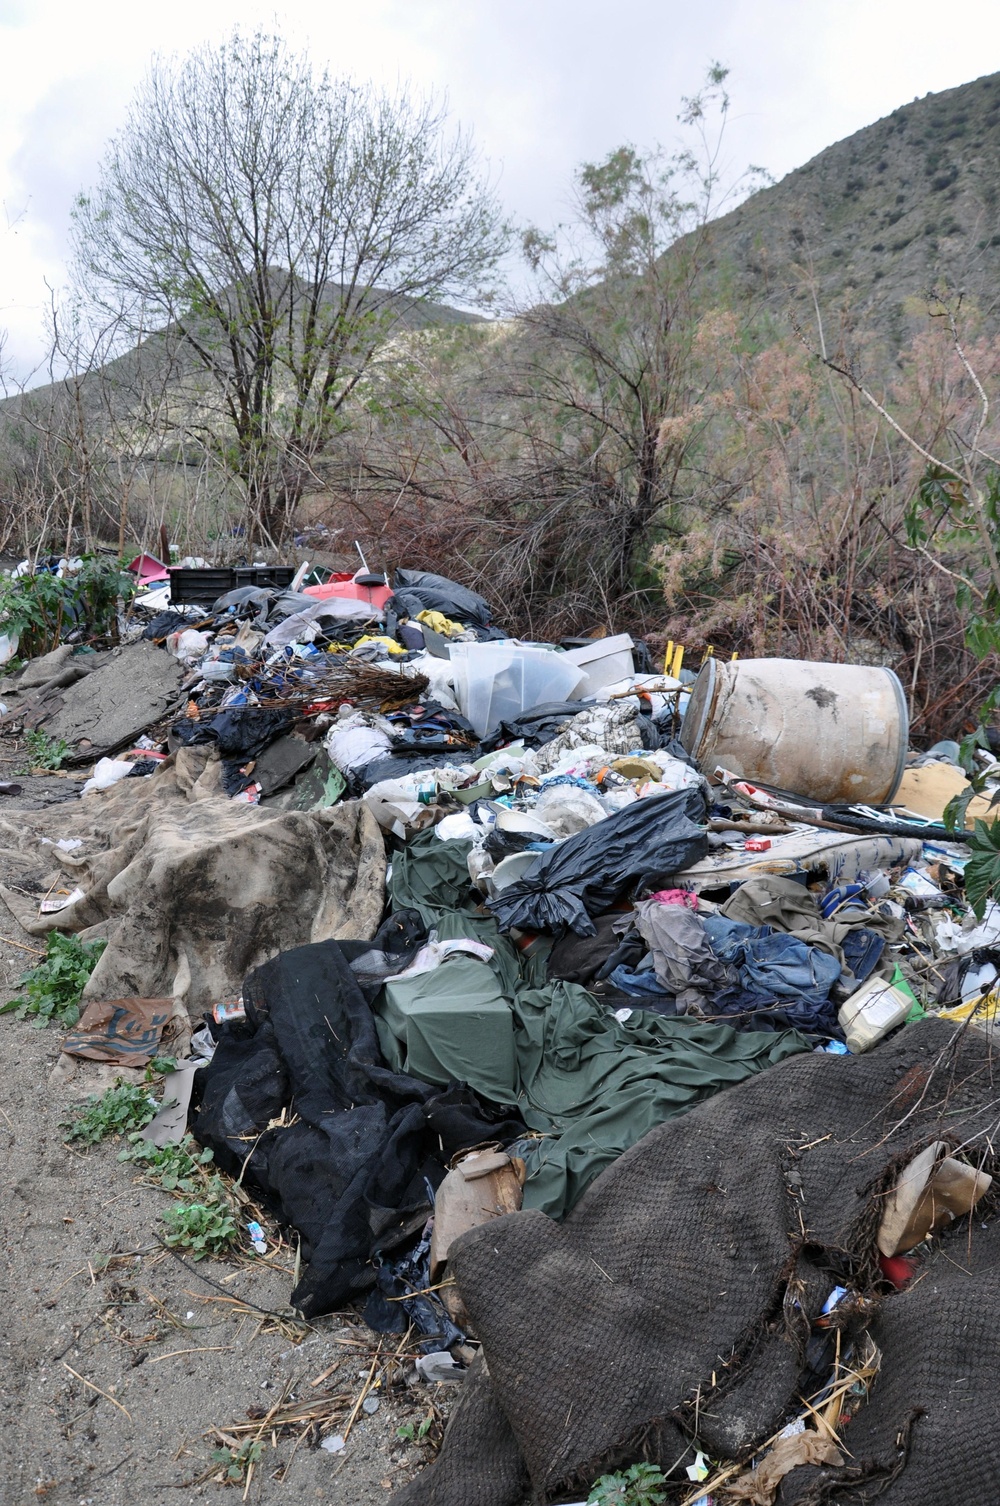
[{"left": 72, "top": 29, "right": 507, "bottom": 542}]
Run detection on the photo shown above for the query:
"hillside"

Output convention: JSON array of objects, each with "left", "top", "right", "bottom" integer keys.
[
  {"left": 0, "top": 288, "right": 482, "bottom": 425},
  {"left": 704, "top": 70, "right": 1000, "bottom": 336},
  {"left": 8, "top": 72, "right": 1000, "bottom": 429}
]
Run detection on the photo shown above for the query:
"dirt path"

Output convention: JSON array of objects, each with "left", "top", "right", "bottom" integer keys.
[{"left": 0, "top": 745, "right": 446, "bottom": 1506}]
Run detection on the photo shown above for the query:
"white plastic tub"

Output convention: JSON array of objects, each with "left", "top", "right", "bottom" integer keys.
[
  {"left": 450, "top": 642, "right": 586, "bottom": 737},
  {"left": 562, "top": 634, "right": 635, "bottom": 696}
]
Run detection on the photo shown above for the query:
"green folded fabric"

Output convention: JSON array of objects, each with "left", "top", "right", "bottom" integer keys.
[
  {"left": 388, "top": 828, "right": 476, "bottom": 925},
  {"left": 510, "top": 983, "right": 809, "bottom": 1217},
  {"left": 377, "top": 955, "right": 518, "bottom": 1105}
]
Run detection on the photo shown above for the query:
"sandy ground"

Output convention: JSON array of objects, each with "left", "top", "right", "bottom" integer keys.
[{"left": 0, "top": 742, "right": 452, "bottom": 1506}]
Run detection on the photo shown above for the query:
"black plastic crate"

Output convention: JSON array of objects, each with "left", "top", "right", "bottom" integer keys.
[{"left": 167, "top": 565, "right": 296, "bottom": 605}]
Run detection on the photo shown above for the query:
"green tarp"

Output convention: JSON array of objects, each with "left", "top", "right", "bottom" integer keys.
[
  {"left": 376, "top": 956, "right": 808, "bottom": 1218},
  {"left": 378, "top": 955, "right": 519, "bottom": 1106},
  {"left": 384, "top": 826, "right": 810, "bottom": 1218},
  {"left": 388, "top": 829, "right": 477, "bottom": 926},
  {"left": 510, "top": 983, "right": 808, "bottom": 1216}
]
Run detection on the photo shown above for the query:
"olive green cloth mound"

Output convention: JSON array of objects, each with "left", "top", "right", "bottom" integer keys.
[
  {"left": 375, "top": 960, "right": 809, "bottom": 1220},
  {"left": 511, "top": 982, "right": 808, "bottom": 1217}
]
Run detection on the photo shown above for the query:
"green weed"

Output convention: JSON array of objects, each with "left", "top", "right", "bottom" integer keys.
[
  {"left": 397, "top": 1414, "right": 435, "bottom": 1444},
  {"left": 17, "top": 729, "right": 71, "bottom": 772},
  {"left": 964, "top": 818, "right": 1000, "bottom": 920},
  {"left": 119, "top": 1132, "right": 215, "bottom": 1193},
  {"left": 63, "top": 1081, "right": 159, "bottom": 1143},
  {"left": 162, "top": 1200, "right": 238, "bottom": 1259},
  {"left": 0, "top": 555, "right": 135, "bottom": 660},
  {"left": 210, "top": 1438, "right": 264, "bottom": 1485},
  {"left": 587, "top": 1463, "right": 668, "bottom": 1506},
  {"left": 2, "top": 931, "right": 106, "bottom": 1028}
]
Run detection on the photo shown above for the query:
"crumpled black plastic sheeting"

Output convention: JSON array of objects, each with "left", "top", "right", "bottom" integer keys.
[
  {"left": 172, "top": 706, "right": 296, "bottom": 794},
  {"left": 390, "top": 568, "right": 492, "bottom": 628},
  {"left": 480, "top": 702, "right": 586, "bottom": 752},
  {"left": 488, "top": 787, "right": 709, "bottom": 936},
  {"left": 142, "top": 610, "right": 208, "bottom": 639},
  {"left": 364, "top": 1222, "right": 465, "bottom": 1351},
  {"left": 190, "top": 940, "right": 524, "bottom": 1317}
]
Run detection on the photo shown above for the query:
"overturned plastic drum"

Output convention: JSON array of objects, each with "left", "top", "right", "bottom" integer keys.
[{"left": 680, "top": 657, "right": 908, "bottom": 804}]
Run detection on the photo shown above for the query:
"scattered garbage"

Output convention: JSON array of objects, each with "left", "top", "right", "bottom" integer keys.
[
  {"left": 876, "top": 1140, "right": 992, "bottom": 1256},
  {"left": 61, "top": 995, "right": 175, "bottom": 1065},
  {"left": 246, "top": 1219, "right": 268, "bottom": 1255},
  {"left": 6, "top": 551, "right": 1000, "bottom": 1506},
  {"left": 415, "top": 1352, "right": 465, "bottom": 1385}
]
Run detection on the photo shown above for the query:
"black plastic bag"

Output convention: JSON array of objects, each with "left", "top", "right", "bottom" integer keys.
[
  {"left": 171, "top": 706, "right": 295, "bottom": 794},
  {"left": 487, "top": 787, "right": 708, "bottom": 936},
  {"left": 391, "top": 568, "right": 492, "bottom": 628}
]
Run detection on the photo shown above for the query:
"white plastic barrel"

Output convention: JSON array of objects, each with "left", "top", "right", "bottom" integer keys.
[{"left": 680, "top": 657, "right": 908, "bottom": 804}]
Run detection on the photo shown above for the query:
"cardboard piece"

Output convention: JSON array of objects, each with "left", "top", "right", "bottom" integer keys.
[
  {"left": 62, "top": 996, "right": 174, "bottom": 1065},
  {"left": 894, "top": 762, "right": 994, "bottom": 829},
  {"left": 729, "top": 1430, "right": 845, "bottom": 1504},
  {"left": 430, "top": 1148, "right": 524, "bottom": 1283}
]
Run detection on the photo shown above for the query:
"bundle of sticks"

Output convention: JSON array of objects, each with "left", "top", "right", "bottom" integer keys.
[{"left": 224, "top": 657, "right": 431, "bottom": 715}]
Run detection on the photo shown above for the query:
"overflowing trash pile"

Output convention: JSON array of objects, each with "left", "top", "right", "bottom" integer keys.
[{"left": 3, "top": 550, "right": 1000, "bottom": 1505}]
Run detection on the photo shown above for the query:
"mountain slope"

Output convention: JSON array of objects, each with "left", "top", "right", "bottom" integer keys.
[{"left": 704, "top": 70, "right": 1000, "bottom": 334}]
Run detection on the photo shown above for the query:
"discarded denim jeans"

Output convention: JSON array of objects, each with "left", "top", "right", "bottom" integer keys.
[{"left": 703, "top": 915, "right": 842, "bottom": 1005}]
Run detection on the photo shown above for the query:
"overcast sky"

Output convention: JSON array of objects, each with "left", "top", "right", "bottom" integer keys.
[{"left": 2, "top": 0, "right": 1000, "bottom": 382}]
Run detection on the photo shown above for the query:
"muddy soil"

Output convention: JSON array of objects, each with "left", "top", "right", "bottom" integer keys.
[{"left": 0, "top": 740, "right": 451, "bottom": 1506}]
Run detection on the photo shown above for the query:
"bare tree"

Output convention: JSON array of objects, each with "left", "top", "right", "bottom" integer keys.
[
  {"left": 803, "top": 293, "right": 1000, "bottom": 655},
  {"left": 71, "top": 29, "right": 507, "bottom": 544},
  {"left": 506, "top": 64, "right": 770, "bottom": 599}
]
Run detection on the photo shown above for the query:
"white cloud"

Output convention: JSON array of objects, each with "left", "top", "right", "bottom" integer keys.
[{"left": 1, "top": 0, "right": 1000, "bottom": 381}]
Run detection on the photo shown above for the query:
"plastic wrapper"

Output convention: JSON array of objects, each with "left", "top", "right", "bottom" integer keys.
[
  {"left": 81, "top": 757, "right": 137, "bottom": 794},
  {"left": 324, "top": 714, "right": 392, "bottom": 773},
  {"left": 533, "top": 783, "right": 607, "bottom": 836}
]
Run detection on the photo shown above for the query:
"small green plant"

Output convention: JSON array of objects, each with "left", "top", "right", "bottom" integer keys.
[
  {"left": 397, "top": 1413, "right": 435, "bottom": 1444},
  {"left": 210, "top": 1438, "right": 264, "bottom": 1485},
  {"left": 587, "top": 1463, "right": 668, "bottom": 1506},
  {"left": 119, "top": 1132, "right": 215, "bottom": 1192},
  {"left": 2, "top": 931, "right": 106, "bottom": 1028},
  {"left": 162, "top": 1200, "right": 237, "bottom": 1258},
  {"left": 63, "top": 1080, "right": 159, "bottom": 1143},
  {"left": 17, "top": 729, "right": 71, "bottom": 772},
  {"left": 0, "top": 554, "right": 135, "bottom": 660}
]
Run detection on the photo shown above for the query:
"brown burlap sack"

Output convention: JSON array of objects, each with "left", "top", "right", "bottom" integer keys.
[{"left": 393, "top": 1019, "right": 999, "bottom": 1506}]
